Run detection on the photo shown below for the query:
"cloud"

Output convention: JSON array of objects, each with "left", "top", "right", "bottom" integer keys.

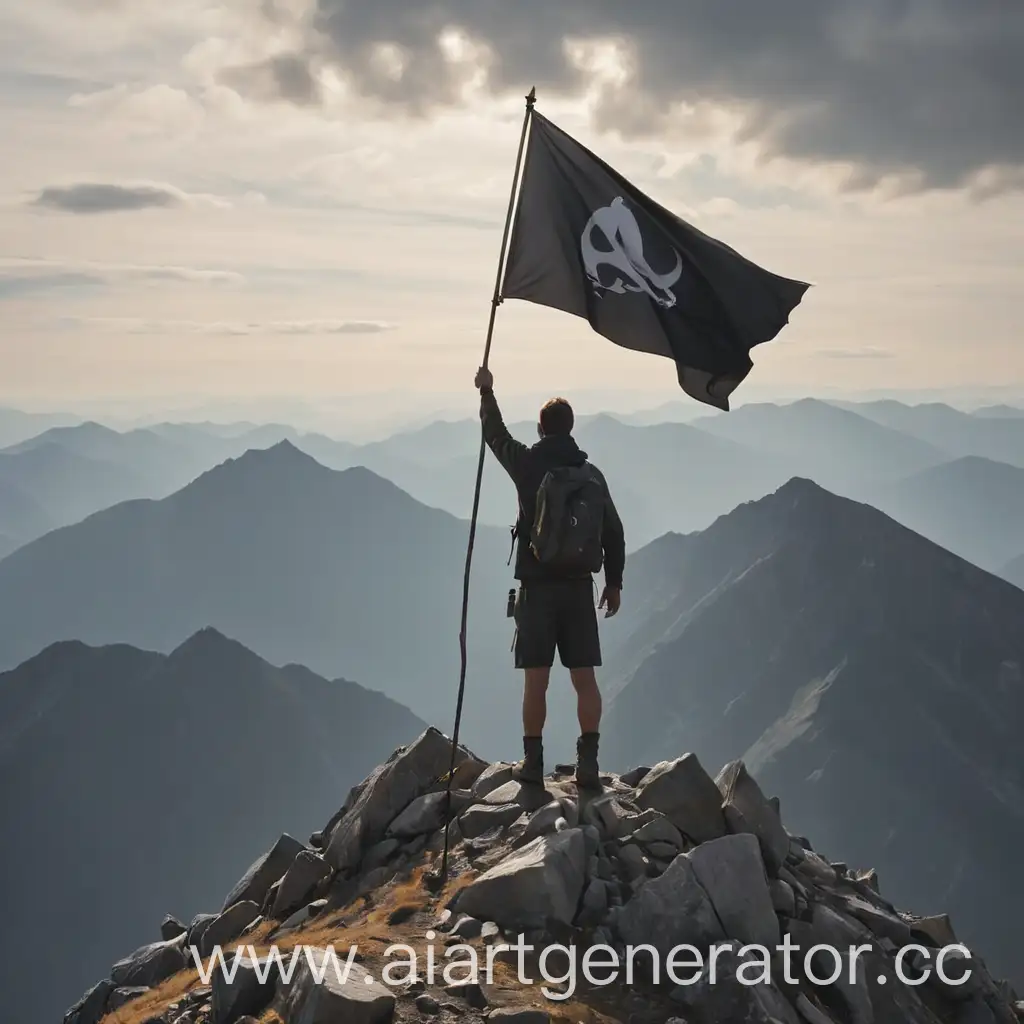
[
  {"left": 245, "top": 0, "right": 1024, "bottom": 195},
  {"left": 219, "top": 53, "right": 322, "bottom": 104},
  {"left": 67, "top": 317, "right": 393, "bottom": 334},
  {"left": 0, "top": 259, "right": 245, "bottom": 295},
  {"left": 30, "top": 181, "right": 231, "bottom": 214},
  {"left": 815, "top": 346, "right": 894, "bottom": 360}
]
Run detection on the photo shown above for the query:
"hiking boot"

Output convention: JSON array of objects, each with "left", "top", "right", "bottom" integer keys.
[
  {"left": 511, "top": 736, "right": 545, "bottom": 785},
  {"left": 574, "top": 732, "right": 601, "bottom": 790}
]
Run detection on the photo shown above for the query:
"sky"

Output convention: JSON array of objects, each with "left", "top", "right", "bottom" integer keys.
[{"left": 1, "top": 0, "right": 1022, "bottom": 430}]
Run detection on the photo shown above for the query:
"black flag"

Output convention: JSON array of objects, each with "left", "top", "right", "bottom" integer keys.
[{"left": 501, "top": 112, "right": 810, "bottom": 411}]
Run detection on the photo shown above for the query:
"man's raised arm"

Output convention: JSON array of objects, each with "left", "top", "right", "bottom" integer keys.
[{"left": 475, "top": 366, "right": 528, "bottom": 484}]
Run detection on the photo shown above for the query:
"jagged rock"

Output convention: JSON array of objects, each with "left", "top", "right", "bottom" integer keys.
[
  {"left": 187, "top": 912, "right": 218, "bottom": 951},
  {"left": 524, "top": 800, "right": 571, "bottom": 841},
  {"left": 111, "top": 935, "right": 187, "bottom": 988},
  {"left": 387, "top": 792, "right": 449, "bottom": 838},
  {"left": 796, "top": 850, "right": 838, "bottom": 887},
  {"left": 450, "top": 914, "right": 483, "bottom": 939},
  {"left": 577, "top": 878, "right": 611, "bottom": 926},
  {"left": 222, "top": 834, "right": 305, "bottom": 911},
  {"left": 274, "top": 903, "right": 316, "bottom": 934},
  {"left": 631, "top": 814, "right": 684, "bottom": 849},
  {"left": 645, "top": 840, "right": 680, "bottom": 860},
  {"left": 161, "top": 914, "right": 187, "bottom": 941},
  {"left": 362, "top": 837, "right": 401, "bottom": 871},
  {"left": 855, "top": 868, "right": 880, "bottom": 892},
  {"left": 108, "top": 987, "right": 149, "bottom": 1010},
  {"left": 454, "top": 828, "right": 586, "bottom": 930},
  {"left": 617, "top": 853, "right": 725, "bottom": 958},
  {"left": 616, "top": 842, "right": 649, "bottom": 880},
  {"left": 472, "top": 763, "right": 515, "bottom": 799},
  {"left": 275, "top": 946, "right": 396, "bottom": 1024},
  {"left": 634, "top": 754, "right": 726, "bottom": 844},
  {"left": 63, "top": 979, "right": 114, "bottom": 1024},
  {"left": 325, "top": 727, "right": 469, "bottom": 872},
  {"left": 460, "top": 802, "right": 524, "bottom": 839},
  {"left": 669, "top": 943, "right": 800, "bottom": 1024},
  {"left": 200, "top": 901, "right": 262, "bottom": 957},
  {"left": 716, "top": 760, "right": 790, "bottom": 874},
  {"left": 271, "top": 850, "right": 332, "bottom": 918},
  {"left": 446, "top": 754, "right": 490, "bottom": 791},
  {"left": 795, "top": 992, "right": 840, "bottom": 1024},
  {"left": 482, "top": 780, "right": 524, "bottom": 805},
  {"left": 445, "top": 981, "right": 488, "bottom": 1009},
  {"left": 839, "top": 894, "right": 912, "bottom": 944},
  {"left": 689, "top": 834, "right": 780, "bottom": 949},
  {"left": 770, "top": 878, "right": 797, "bottom": 917},
  {"left": 211, "top": 952, "right": 277, "bottom": 1024},
  {"left": 583, "top": 794, "right": 635, "bottom": 839},
  {"left": 620, "top": 766, "right": 651, "bottom": 787},
  {"left": 910, "top": 913, "right": 958, "bottom": 948},
  {"left": 488, "top": 1009, "right": 550, "bottom": 1024}
]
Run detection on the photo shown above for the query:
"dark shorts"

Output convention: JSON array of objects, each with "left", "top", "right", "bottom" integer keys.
[{"left": 513, "top": 579, "right": 601, "bottom": 670}]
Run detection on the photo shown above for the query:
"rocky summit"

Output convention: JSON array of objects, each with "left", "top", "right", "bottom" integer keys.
[{"left": 66, "top": 727, "right": 1023, "bottom": 1024}]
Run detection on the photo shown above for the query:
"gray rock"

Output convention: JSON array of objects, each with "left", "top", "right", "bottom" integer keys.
[
  {"left": 617, "top": 854, "right": 725, "bottom": 959},
  {"left": 631, "top": 814, "right": 684, "bottom": 849},
  {"left": 471, "top": 763, "right": 515, "bottom": 799},
  {"left": 108, "top": 987, "right": 149, "bottom": 1011},
  {"left": 325, "top": 727, "right": 470, "bottom": 872},
  {"left": 483, "top": 780, "right": 524, "bottom": 805},
  {"left": 769, "top": 878, "right": 796, "bottom": 917},
  {"left": 63, "top": 979, "right": 114, "bottom": 1024},
  {"left": 481, "top": 921, "right": 500, "bottom": 940},
  {"left": 715, "top": 760, "right": 790, "bottom": 874},
  {"left": 645, "top": 841, "right": 680, "bottom": 860},
  {"left": 271, "top": 850, "right": 332, "bottom": 919},
  {"left": 415, "top": 993, "right": 440, "bottom": 1014},
  {"left": 275, "top": 904, "right": 315, "bottom": 934},
  {"left": 582, "top": 794, "right": 634, "bottom": 839},
  {"left": 187, "top": 913, "right": 217, "bottom": 951},
  {"left": 577, "top": 878, "right": 611, "bottom": 927},
  {"left": 796, "top": 850, "right": 838, "bottom": 887},
  {"left": 795, "top": 993, "right": 840, "bottom": 1024},
  {"left": 620, "top": 766, "right": 651, "bottom": 787},
  {"left": 362, "top": 837, "right": 402, "bottom": 871},
  {"left": 634, "top": 754, "right": 726, "bottom": 844},
  {"left": 275, "top": 946, "right": 396, "bottom": 1024},
  {"left": 487, "top": 1010, "right": 551, "bottom": 1024},
  {"left": 460, "top": 802, "right": 524, "bottom": 839},
  {"left": 454, "top": 828, "right": 586, "bottom": 930},
  {"left": 910, "top": 913, "right": 958, "bottom": 948},
  {"left": 387, "top": 792, "right": 449, "bottom": 838},
  {"left": 200, "top": 901, "right": 262, "bottom": 958},
  {"left": 221, "top": 834, "right": 305, "bottom": 911},
  {"left": 689, "top": 834, "right": 780, "bottom": 949},
  {"left": 450, "top": 914, "right": 483, "bottom": 939},
  {"left": 111, "top": 936, "right": 187, "bottom": 988},
  {"left": 524, "top": 800, "right": 568, "bottom": 841},
  {"left": 839, "top": 894, "right": 912, "bottom": 944},
  {"left": 443, "top": 754, "right": 490, "bottom": 793},
  {"left": 669, "top": 943, "right": 800, "bottom": 1024},
  {"left": 211, "top": 952, "right": 277, "bottom": 1024},
  {"left": 616, "top": 843, "right": 649, "bottom": 880},
  {"left": 445, "top": 981, "right": 488, "bottom": 1009},
  {"left": 161, "top": 915, "right": 187, "bottom": 941}
]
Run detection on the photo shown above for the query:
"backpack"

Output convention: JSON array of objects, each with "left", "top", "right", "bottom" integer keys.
[{"left": 530, "top": 464, "right": 606, "bottom": 573}]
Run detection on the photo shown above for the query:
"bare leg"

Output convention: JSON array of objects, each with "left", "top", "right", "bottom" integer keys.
[
  {"left": 569, "top": 667, "right": 602, "bottom": 734},
  {"left": 523, "top": 667, "right": 551, "bottom": 737}
]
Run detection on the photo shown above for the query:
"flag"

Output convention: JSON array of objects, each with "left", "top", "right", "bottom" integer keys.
[{"left": 500, "top": 112, "right": 810, "bottom": 411}]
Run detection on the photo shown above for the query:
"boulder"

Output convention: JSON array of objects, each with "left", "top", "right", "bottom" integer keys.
[
  {"left": 715, "top": 760, "right": 790, "bottom": 874},
  {"left": 689, "top": 834, "right": 780, "bottom": 949},
  {"left": 483, "top": 780, "right": 525, "bottom": 806},
  {"left": 460, "top": 802, "right": 524, "bottom": 840},
  {"left": 362, "top": 838, "right": 401, "bottom": 871},
  {"left": 111, "top": 936, "right": 187, "bottom": 988},
  {"left": 620, "top": 766, "right": 652, "bottom": 787},
  {"left": 274, "top": 946, "right": 396, "bottom": 1024},
  {"left": 838, "top": 894, "right": 912, "bottom": 945},
  {"left": 910, "top": 913, "right": 958, "bottom": 948},
  {"left": 221, "top": 834, "right": 305, "bottom": 911},
  {"left": 271, "top": 851, "right": 332, "bottom": 919},
  {"left": 211, "top": 952, "right": 277, "bottom": 1024},
  {"left": 472, "top": 763, "right": 515, "bottom": 799},
  {"left": 187, "top": 912, "right": 218, "bottom": 951},
  {"left": 634, "top": 754, "right": 726, "bottom": 844},
  {"left": 160, "top": 914, "right": 187, "bottom": 941},
  {"left": 63, "top": 979, "right": 114, "bottom": 1024},
  {"left": 616, "top": 843, "right": 649, "bottom": 880},
  {"left": 387, "top": 792, "right": 449, "bottom": 838},
  {"left": 200, "top": 901, "right": 262, "bottom": 957},
  {"left": 769, "top": 878, "right": 796, "bottom": 918},
  {"left": 454, "top": 828, "right": 586, "bottom": 930},
  {"left": 325, "top": 727, "right": 468, "bottom": 871},
  {"left": 631, "top": 814, "right": 684, "bottom": 850},
  {"left": 524, "top": 800, "right": 571, "bottom": 841},
  {"left": 617, "top": 854, "right": 725, "bottom": 959},
  {"left": 107, "top": 987, "right": 149, "bottom": 1011}
]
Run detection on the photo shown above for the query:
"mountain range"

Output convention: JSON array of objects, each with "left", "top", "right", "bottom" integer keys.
[
  {"left": 0, "top": 627, "right": 425, "bottom": 1024},
  {"left": 603, "top": 478, "right": 1024, "bottom": 985}
]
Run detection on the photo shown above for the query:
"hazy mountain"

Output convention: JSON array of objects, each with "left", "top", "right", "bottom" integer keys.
[
  {"left": 0, "top": 405, "right": 79, "bottom": 448},
  {"left": 837, "top": 399, "right": 1024, "bottom": 469},
  {"left": 0, "top": 628, "right": 425, "bottom": 1024},
  {"left": 864, "top": 456, "right": 1024, "bottom": 572},
  {"left": 974, "top": 404, "right": 1024, "bottom": 419},
  {"left": 0, "top": 476, "right": 53, "bottom": 559},
  {"left": 691, "top": 399, "right": 946, "bottom": 489},
  {"left": 0, "top": 442, "right": 547, "bottom": 756},
  {"left": 1002, "top": 553, "right": 1024, "bottom": 590},
  {"left": 603, "top": 478, "right": 1024, "bottom": 984}
]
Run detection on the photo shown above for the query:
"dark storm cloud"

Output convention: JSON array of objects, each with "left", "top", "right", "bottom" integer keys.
[
  {"left": 271, "top": 0, "right": 1024, "bottom": 192},
  {"left": 220, "top": 53, "right": 321, "bottom": 104},
  {"left": 32, "top": 182, "right": 183, "bottom": 214}
]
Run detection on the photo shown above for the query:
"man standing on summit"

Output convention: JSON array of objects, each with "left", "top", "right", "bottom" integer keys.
[{"left": 475, "top": 366, "right": 625, "bottom": 789}]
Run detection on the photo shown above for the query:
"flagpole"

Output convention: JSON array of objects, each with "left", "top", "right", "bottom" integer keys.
[{"left": 429, "top": 86, "right": 536, "bottom": 889}]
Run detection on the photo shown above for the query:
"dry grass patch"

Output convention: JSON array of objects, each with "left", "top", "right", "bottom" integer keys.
[{"left": 99, "top": 968, "right": 203, "bottom": 1024}]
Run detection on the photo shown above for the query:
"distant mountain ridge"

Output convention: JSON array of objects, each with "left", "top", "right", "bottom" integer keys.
[
  {"left": 0, "top": 627, "right": 426, "bottom": 1024},
  {"left": 605, "top": 478, "right": 1024, "bottom": 985}
]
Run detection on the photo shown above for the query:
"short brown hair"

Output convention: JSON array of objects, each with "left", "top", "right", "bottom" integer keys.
[{"left": 539, "top": 397, "right": 574, "bottom": 436}]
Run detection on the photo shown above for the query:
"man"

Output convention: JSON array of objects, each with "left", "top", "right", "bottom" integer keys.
[{"left": 475, "top": 365, "right": 625, "bottom": 789}]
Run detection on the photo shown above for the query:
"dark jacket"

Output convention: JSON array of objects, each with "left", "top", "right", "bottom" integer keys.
[{"left": 480, "top": 388, "right": 625, "bottom": 589}]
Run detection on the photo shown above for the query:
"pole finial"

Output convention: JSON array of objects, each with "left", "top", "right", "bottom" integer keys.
[{"left": 526, "top": 86, "right": 536, "bottom": 107}]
